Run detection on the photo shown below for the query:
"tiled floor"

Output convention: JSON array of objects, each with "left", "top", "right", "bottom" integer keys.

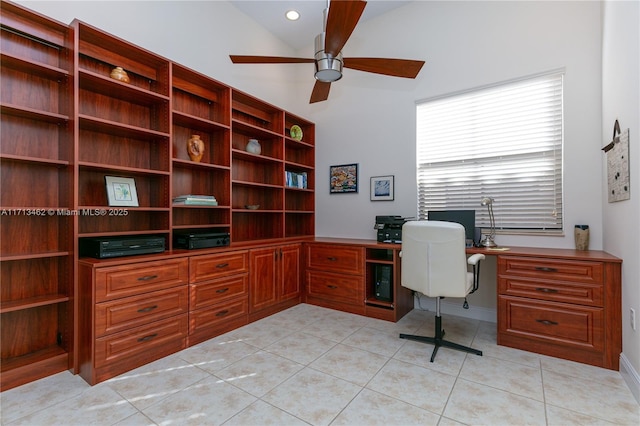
[{"left": 2, "top": 303, "right": 639, "bottom": 425}]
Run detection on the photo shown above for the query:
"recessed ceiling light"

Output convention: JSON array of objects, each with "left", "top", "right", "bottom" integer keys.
[{"left": 285, "top": 10, "right": 300, "bottom": 21}]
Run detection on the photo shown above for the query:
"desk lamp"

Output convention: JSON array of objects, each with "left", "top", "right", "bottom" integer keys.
[{"left": 480, "top": 197, "right": 497, "bottom": 248}]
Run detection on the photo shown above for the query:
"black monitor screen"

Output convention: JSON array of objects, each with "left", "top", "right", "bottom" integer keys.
[{"left": 428, "top": 210, "right": 476, "bottom": 245}]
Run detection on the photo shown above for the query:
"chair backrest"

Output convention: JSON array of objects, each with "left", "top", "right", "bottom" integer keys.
[{"left": 401, "top": 220, "right": 470, "bottom": 298}]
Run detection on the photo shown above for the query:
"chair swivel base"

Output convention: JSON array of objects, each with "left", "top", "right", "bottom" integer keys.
[{"left": 399, "top": 316, "right": 482, "bottom": 362}]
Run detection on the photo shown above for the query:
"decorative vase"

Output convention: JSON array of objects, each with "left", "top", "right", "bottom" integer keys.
[
  {"left": 574, "top": 225, "right": 589, "bottom": 250},
  {"left": 110, "top": 66, "right": 130, "bottom": 83},
  {"left": 187, "top": 135, "right": 205, "bottom": 162},
  {"left": 246, "top": 139, "right": 261, "bottom": 155}
]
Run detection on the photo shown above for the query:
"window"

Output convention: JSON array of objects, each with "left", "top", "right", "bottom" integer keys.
[{"left": 416, "top": 71, "right": 564, "bottom": 234}]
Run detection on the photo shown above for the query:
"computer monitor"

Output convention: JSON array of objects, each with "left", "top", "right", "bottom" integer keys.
[{"left": 427, "top": 210, "right": 476, "bottom": 247}]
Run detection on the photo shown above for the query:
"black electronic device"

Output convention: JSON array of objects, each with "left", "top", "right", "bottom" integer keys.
[
  {"left": 374, "top": 264, "right": 393, "bottom": 302},
  {"left": 428, "top": 210, "right": 476, "bottom": 247},
  {"left": 374, "top": 215, "right": 410, "bottom": 243},
  {"left": 79, "top": 235, "right": 165, "bottom": 259},
  {"left": 174, "top": 231, "right": 230, "bottom": 250}
]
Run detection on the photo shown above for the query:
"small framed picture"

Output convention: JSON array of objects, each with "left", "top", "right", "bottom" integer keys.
[
  {"left": 370, "top": 175, "right": 394, "bottom": 201},
  {"left": 330, "top": 163, "right": 358, "bottom": 193},
  {"left": 105, "top": 176, "right": 139, "bottom": 207}
]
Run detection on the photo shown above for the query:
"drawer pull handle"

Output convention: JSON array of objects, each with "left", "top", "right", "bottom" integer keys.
[
  {"left": 327, "top": 257, "right": 337, "bottom": 261},
  {"left": 216, "top": 310, "right": 229, "bottom": 317},
  {"left": 138, "top": 333, "right": 158, "bottom": 342},
  {"left": 216, "top": 288, "right": 229, "bottom": 294},
  {"left": 327, "top": 285, "right": 338, "bottom": 289},
  {"left": 536, "top": 319, "right": 558, "bottom": 326},
  {"left": 216, "top": 263, "right": 229, "bottom": 269},
  {"left": 535, "top": 267, "right": 558, "bottom": 273},
  {"left": 137, "top": 305, "right": 158, "bottom": 313},
  {"left": 137, "top": 275, "right": 158, "bottom": 281},
  {"left": 536, "top": 287, "right": 558, "bottom": 293}
]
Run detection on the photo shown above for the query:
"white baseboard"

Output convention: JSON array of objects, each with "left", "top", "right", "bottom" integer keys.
[
  {"left": 620, "top": 353, "right": 640, "bottom": 404},
  {"left": 413, "top": 295, "right": 497, "bottom": 323}
]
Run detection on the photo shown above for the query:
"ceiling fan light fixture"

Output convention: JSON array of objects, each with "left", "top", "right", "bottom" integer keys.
[{"left": 314, "top": 32, "right": 343, "bottom": 82}]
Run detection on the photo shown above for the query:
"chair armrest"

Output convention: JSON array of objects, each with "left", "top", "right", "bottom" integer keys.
[{"left": 467, "top": 253, "right": 485, "bottom": 266}]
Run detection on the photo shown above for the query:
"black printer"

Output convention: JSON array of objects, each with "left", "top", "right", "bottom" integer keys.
[{"left": 374, "top": 215, "right": 410, "bottom": 243}]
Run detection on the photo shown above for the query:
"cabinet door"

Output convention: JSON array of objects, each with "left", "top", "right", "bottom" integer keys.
[
  {"left": 249, "top": 247, "right": 278, "bottom": 312},
  {"left": 280, "top": 244, "right": 301, "bottom": 301}
]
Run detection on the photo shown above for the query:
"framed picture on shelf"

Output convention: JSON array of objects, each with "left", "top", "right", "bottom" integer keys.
[
  {"left": 330, "top": 163, "right": 358, "bottom": 193},
  {"left": 370, "top": 175, "right": 394, "bottom": 201},
  {"left": 105, "top": 176, "right": 139, "bottom": 207}
]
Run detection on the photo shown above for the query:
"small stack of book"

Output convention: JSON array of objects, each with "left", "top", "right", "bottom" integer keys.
[
  {"left": 285, "top": 171, "right": 307, "bottom": 189},
  {"left": 172, "top": 194, "right": 218, "bottom": 206}
]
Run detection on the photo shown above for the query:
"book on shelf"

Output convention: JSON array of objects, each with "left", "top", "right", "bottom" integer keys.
[
  {"left": 285, "top": 171, "right": 307, "bottom": 189},
  {"left": 172, "top": 194, "right": 218, "bottom": 206}
]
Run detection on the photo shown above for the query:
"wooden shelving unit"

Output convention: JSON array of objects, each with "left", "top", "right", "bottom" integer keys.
[
  {"left": 0, "top": 1, "right": 74, "bottom": 391},
  {"left": 1, "top": 0, "right": 315, "bottom": 389}
]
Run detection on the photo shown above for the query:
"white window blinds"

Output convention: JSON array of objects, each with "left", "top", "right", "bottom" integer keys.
[{"left": 416, "top": 72, "right": 564, "bottom": 233}]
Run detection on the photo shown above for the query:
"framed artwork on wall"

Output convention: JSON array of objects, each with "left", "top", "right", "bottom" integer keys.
[
  {"left": 105, "top": 176, "right": 139, "bottom": 207},
  {"left": 330, "top": 163, "right": 358, "bottom": 193},
  {"left": 370, "top": 175, "right": 394, "bottom": 201}
]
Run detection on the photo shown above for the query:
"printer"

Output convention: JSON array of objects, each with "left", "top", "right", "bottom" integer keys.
[{"left": 374, "top": 215, "right": 410, "bottom": 243}]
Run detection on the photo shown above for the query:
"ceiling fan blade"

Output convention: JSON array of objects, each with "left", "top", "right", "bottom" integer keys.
[
  {"left": 343, "top": 57, "right": 425, "bottom": 78},
  {"left": 230, "top": 55, "right": 314, "bottom": 64},
  {"left": 324, "top": 0, "right": 367, "bottom": 57},
  {"left": 310, "top": 80, "right": 331, "bottom": 103}
]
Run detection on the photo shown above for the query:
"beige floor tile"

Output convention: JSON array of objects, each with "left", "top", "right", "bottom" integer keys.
[
  {"left": 214, "top": 318, "right": 296, "bottom": 349},
  {"left": 8, "top": 384, "right": 137, "bottom": 426},
  {"left": 341, "top": 326, "right": 406, "bottom": 357},
  {"left": 444, "top": 378, "right": 546, "bottom": 425},
  {"left": 460, "top": 353, "right": 544, "bottom": 401},
  {"left": 0, "top": 371, "right": 89, "bottom": 423},
  {"left": 542, "top": 369, "right": 640, "bottom": 424},
  {"left": 215, "top": 350, "right": 304, "bottom": 397},
  {"left": 141, "top": 375, "right": 256, "bottom": 425},
  {"left": 112, "top": 411, "right": 157, "bottom": 426},
  {"left": 310, "top": 343, "right": 390, "bottom": 386},
  {"left": 105, "top": 355, "right": 211, "bottom": 410},
  {"left": 177, "top": 336, "right": 259, "bottom": 373},
  {"left": 545, "top": 404, "right": 618, "bottom": 425},
  {"left": 264, "top": 331, "right": 337, "bottom": 365},
  {"left": 366, "top": 358, "right": 456, "bottom": 414},
  {"left": 302, "top": 316, "right": 363, "bottom": 342},
  {"left": 331, "top": 388, "right": 440, "bottom": 425},
  {"left": 223, "top": 400, "right": 309, "bottom": 425},
  {"left": 541, "top": 355, "right": 630, "bottom": 390},
  {"left": 262, "top": 368, "right": 362, "bottom": 426}
]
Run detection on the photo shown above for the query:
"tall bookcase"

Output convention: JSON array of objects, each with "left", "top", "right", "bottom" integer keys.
[
  {"left": 74, "top": 20, "right": 172, "bottom": 243},
  {"left": 0, "top": 2, "right": 74, "bottom": 390},
  {"left": 171, "top": 63, "right": 231, "bottom": 236},
  {"left": 0, "top": 0, "right": 315, "bottom": 390}
]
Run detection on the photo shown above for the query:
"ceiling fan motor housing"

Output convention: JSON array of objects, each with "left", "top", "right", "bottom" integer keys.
[{"left": 314, "top": 32, "right": 343, "bottom": 82}]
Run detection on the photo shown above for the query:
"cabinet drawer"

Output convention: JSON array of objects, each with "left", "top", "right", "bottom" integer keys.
[
  {"left": 190, "top": 275, "right": 248, "bottom": 311},
  {"left": 95, "top": 287, "right": 189, "bottom": 337},
  {"left": 190, "top": 251, "right": 248, "bottom": 283},
  {"left": 499, "top": 296, "right": 603, "bottom": 352},
  {"left": 499, "top": 256, "right": 603, "bottom": 285},
  {"left": 306, "top": 244, "right": 364, "bottom": 275},
  {"left": 306, "top": 270, "right": 363, "bottom": 305},
  {"left": 189, "top": 297, "right": 248, "bottom": 335},
  {"left": 95, "top": 258, "right": 189, "bottom": 302},
  {"left": 499, "top": 277, "right": 603, "bottom": 307},
  {"left": 95, "top": 314, "right": 188, "bottom": 368}
]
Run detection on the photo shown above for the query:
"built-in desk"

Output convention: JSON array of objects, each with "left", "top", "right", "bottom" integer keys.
[{"left": 305, "top": 239, "right": 622, "bottom": 370}]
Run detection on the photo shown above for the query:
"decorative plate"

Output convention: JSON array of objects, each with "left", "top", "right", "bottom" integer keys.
[{"left": 290, "top": 125, "right": 303, "bottom": 141}]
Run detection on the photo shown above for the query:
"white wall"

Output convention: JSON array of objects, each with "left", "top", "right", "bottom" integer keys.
[
  {"left": 16, "top": 1, "right": 303, "bottom": 111},
  {"left": 602, "top": 0, "right": 640, "bottom": 401},
  {"left": 307, "top": 1, "right": 604, "bottom": 251}
]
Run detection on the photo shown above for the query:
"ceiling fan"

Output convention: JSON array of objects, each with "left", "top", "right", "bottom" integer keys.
[{"left": 230, "top": 0, "right": 425, "bottom": 103}]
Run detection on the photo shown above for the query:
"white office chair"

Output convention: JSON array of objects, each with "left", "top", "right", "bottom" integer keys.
[{"left": 399, "top": 220, "right": 485, "bottom": 362}]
